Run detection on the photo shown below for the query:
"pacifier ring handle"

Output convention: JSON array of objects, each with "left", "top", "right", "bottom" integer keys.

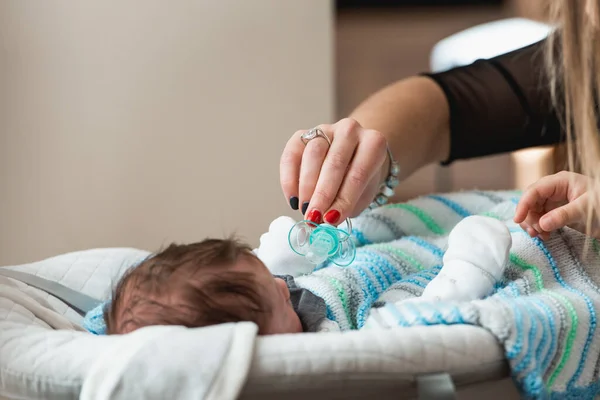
[
  {"left": 340, "top": 218, "right": 352, "bottom": 242},
  {"left": 288, "top": 217, "right": 356, "bottom": 267}
]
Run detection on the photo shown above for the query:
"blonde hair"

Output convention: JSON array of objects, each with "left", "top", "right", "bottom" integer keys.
[{"left": 546, "top": 0, "right": 600, "bottom": 232}]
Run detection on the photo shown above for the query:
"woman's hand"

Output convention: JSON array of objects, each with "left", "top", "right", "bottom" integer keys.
[
  {"left": 280, "top": 118, "right": 388, "bottom": 225},
  {"left": 514, "top": 171, "right": 599, "bottom": 239}
]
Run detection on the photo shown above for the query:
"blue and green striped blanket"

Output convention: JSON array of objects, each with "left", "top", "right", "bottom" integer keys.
[{"left": 349, "top": 190, "right": 600, "bottom": 400}]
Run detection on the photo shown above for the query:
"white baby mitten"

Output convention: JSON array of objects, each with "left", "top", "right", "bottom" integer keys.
[
  {"left": 363, "top": 215, "right": 512, "bottom": 329},
  {"left": 419, "top": 215, "right": 512, "bottom": 302},
  {"left": 253, "top": 216, "right": 316, "bottom": 277}
]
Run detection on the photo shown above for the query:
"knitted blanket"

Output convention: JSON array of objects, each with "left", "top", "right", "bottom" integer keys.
[{"left": 351, "top": 190, "right": 600, "bottom": 400}]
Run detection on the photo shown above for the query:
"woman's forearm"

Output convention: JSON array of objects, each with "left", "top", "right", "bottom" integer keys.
[{"left": 349, "top": 76, "right": 450, "bottom": 180}]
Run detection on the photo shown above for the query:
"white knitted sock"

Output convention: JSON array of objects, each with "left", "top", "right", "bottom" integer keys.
[{"left": 417, "top": 215, "right": 512, "bottom": 302}]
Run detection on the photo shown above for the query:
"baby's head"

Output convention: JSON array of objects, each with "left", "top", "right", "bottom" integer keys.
[{"left": 105, "top": 238, "right": 303, "bottom": 335}]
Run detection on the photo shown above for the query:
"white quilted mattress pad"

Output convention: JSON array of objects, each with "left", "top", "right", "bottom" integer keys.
[{"left": 0, "top": 248, "right": 509, "bottom": 400}]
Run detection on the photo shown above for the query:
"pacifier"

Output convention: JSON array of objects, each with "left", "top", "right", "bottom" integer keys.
[{"left": 288, "top": 218, "right": 356, "bottom": 266}]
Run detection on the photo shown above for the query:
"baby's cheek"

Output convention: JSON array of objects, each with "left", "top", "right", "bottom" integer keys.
[{"left": 288, "top": 305, "right": 303, "bottom": 333}]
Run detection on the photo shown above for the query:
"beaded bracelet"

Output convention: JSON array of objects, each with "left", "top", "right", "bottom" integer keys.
[{"left": 368, "top": 146, "right": 399, "bottom": 210}]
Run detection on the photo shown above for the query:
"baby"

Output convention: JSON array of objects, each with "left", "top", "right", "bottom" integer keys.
[
  {"left": 104, "top": 238, "right": 317, "bottom": 335},
  {"left": 86, "top": 214, "right": 512, "bottom": 335}
]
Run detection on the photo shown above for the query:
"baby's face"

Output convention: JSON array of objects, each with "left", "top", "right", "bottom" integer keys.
[{"left": 239, "top": 257, "right": 303, "bottom": 334}]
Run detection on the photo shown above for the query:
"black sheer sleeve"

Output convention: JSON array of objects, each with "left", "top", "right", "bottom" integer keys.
[{"left": 424, "top": 39, "right": 563, "bottom": 165}]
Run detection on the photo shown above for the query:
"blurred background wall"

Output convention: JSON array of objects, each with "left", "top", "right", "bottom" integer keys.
[
  {"left": 0, "top": 0, "right": 550, "bottom": 265},
  {"left": 336, "top": 0, "right": 552, "bottom": 200},
  {"left": 0, "top": 0, "right": 333, "bottom": 264}
]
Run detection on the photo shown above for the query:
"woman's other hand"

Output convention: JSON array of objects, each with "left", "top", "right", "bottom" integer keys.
[
  {"left": 514, "top": 171, "right": 599, "bottom": 239},
  {"left": 280, "top": 118, "right": 388, "bottom": 225}
]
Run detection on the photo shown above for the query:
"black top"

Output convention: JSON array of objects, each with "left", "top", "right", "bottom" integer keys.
[{"left": 425, "top": 39, "right": 563, "bottom": 165}]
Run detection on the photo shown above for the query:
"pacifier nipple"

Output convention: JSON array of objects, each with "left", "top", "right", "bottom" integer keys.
[
  {"left": 288, "top": 219, "right": 356, "bottom": 267},
  {"left": 305, "top": 229, "right": 337, "bottom": 264}
]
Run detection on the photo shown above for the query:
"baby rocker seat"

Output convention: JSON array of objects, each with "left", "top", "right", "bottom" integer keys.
[
  {"left": 0, "top": 248, "right": 515, "bottom": 399},
  {"left": 5, "top": 187, "right": 600, "bottom": 399}
]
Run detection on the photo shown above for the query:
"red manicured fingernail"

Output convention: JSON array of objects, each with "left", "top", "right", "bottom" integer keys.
[
  {"left": 306, "top": 209, "right": 322, "bottom": 224},
  {"left": 324, "top": 209, "right": 340, "bottom": 225}
]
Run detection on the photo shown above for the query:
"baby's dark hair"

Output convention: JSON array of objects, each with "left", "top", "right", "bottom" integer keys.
[{"left": 105, "top": 238, "right": 271, "bottom": 335}]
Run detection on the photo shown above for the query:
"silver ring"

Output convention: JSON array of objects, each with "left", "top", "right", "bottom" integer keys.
[{"left": 301, "top": 127, "right": 332, "bottom": 146}]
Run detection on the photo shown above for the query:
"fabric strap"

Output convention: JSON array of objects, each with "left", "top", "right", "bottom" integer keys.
[
  {"left": 0, "top": 268, "right": 102, "bottom": 316},
  {"left": 417, "top": 373, "right": 457, "bottom": 400}
]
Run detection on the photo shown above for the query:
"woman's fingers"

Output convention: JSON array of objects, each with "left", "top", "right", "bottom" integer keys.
[
  {"left": 514, "top": 171, "right": 592, "bottom": 240},
  {"left": 304, "top": 120, "right": 359, "bottom": 224},
  {"left": 514, "top": 196, "right": 539, "bottom": 224},
  {"left": 281, "top": 118, "right": 390, "bottom": 224},
  {"left": 514, "top": 184, "right": 549, "bottom": 224},
  {"left": 514, "top": 172, "right": 570, "bottom": 223},
  {"left": 521, "top": 210, "right": 543, "bottom": 236},
  {"left": 539, "top": 195, "right": 587, "bottom": 232},
  {"left": 299, "top": 130, "right": 334, "bottom": 218},
  {"left": 280, "top": 130, "right": 306, "bottom": 210},
  {"left": 520, "top": 222, "right": 538, "bottom": 238},
  {"left": 323, "top": 129, "right": 387, "bottom": 224}
]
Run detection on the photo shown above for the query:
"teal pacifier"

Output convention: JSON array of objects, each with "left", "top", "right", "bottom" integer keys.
[{"left": 288, "top": 218, "right": 356, "bottom": 266}]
